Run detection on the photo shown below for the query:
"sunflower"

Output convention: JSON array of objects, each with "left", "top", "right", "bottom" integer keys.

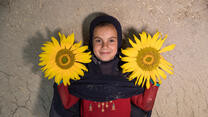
[
  {"left": 121, "top": 32, "right": 175, "bottom": 89},
  {"left": 39, "top": 32, "right": 91, "bottom": 86}
]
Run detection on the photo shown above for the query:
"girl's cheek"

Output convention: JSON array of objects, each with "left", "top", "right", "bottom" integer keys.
[{"left": 110, "top": 42, "right": 117, "bottom": 48}]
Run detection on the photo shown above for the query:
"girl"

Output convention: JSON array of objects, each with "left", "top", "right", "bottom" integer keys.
[{"left": 50, "top": 15, "right": 159, "bottom": 117}]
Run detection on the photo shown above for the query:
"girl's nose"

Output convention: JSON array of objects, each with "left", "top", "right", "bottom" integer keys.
[{"left": 102, "top": 41, "right": 108, "bottom": 48}]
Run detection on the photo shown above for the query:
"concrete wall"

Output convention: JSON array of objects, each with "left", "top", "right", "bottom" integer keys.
[{"left": 0, "top": 0, "right": 208, "bottom": 116}]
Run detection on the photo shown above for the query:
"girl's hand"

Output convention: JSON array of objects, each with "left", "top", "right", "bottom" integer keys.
[
  {"left": 56, "top": 80, "right": 63, "bottom": 85},
  {"left": 150, "top": 79, "right": 160, "bottom": 87}
]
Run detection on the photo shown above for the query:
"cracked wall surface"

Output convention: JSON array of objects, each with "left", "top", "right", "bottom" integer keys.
[{"left": 0, "top": 0, "right": 208, "bottom": 117}]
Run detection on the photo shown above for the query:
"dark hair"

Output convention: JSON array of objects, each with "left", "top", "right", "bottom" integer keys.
[{"left": 94, "top": 21, "right": 114, "bottom": 27}]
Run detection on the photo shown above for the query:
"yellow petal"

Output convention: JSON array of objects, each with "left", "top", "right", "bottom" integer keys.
[
  {"left": 140, "top": 32, "right": 147, "bottom": 47},
  {"left": 60, "top": 33, "right": 68, "bottom": 48},
  {"left": 58, "top": 32, "right": 62, "bottom": 41},
  {"left": 74, "top": 74, "right": 81, "bottom": 80},
  {"left": 141, "top": 77, "right": 146, "bottom": 87},
  {"left": 147, "top": 34, "right": 152, "bottom": 47},
  {"left": 155, "top": 70, "right": 162, "bottom": 84},
  {"left": 39, "top": 61, "right": 46, "bottom": 66},
  {"left": 55, "top": 74, "right": 62, "bottom": 85},
  {"left": 138, "top": 74, "right": 144, "bottom": 86},
  {"left": 133, "top": 34, "right": 143, "bottom": 49},
  {"left": 141, "top": 71, "right": 148, "bottom": 87},
  {"left": 121, "top": 48, "right": 138, "bottom": 57},
  {"left": 122, "top": 67, "right": 136, "bottom": 74},
  {"left": 44, "top": 67, "right": 56, "bottom": 78},
  {"left": 73, "top": 63, "right": 85, "bottom": 77},
  {"left": 39, "top": 53, "right": 47, "bottom": 58},
  {"left": 44, "top": 69, "right": 50, "bottom": 78},
  {"left": 45, "top": 67, "right": 56, "bottom": 79},
  {"left": 158, "top": 68, "right": 167, "bottom": 80},
  {"left": 157, "top": 34, "right": 167, "bottom": 50},
  {"left": 68, "top": 33, "right": 74, "bottom": 41},
  {"left": 67, "top": 78, "right": 71, "bottom": 86},
  {"left": 71, "top": 40, "right": 82, "bottom": 51},
  {"left": 120, "top": 62, "right": 137, "bottom": 71},
  {"left": 153, "top": 32, "right": 161, "bottom": 42},
  {"left": 159, "top": 63, "right": 174, "bottom": 75},
  {"left": 150, "top": 71, "right": 157, "bottom": 85},
  {"left": 121, "top": 57, "right": 136, "bottom": 62},
  {"left": 146, "top": 75, "right": 150, "bottom": 89},
  {"left": 51, "top": 37, "right": 60, "bottom": 47},
  {"left": 135, "top": 77, "right": 139, "bottom": 85},
  {"left": 41, "top": 47, "right": 49, "bottom": 52},
  {"left": 70, "top": 66, "right": 80, "bottom": 80},
  {"left": 74, "top": 62, "right": 88, "bottom": 72},
  {"left": 159, "top": 44, "right": 176, "bottom": 53},
  {"left": 48, "top": 71, "right": 56, "bottom": 80},
  {"left": 129, "top": 38, "right": 141, "bottom": 50},
  {"left": 75, "top": 52, "right": 91, "bottom": 63},
  {"left": 68, "top": 67, "right": 75, "bottom": 79},
  {"left": 160, "top": 57, "right": 173, "bottom": 66},
  {"left": 155, "top": 37, "right": 162, "bottom": 50},
  {"left": 160, "top": 61, "right": 173, "bottom": 71},
  {"left": 65, "top": 33, "right": 75, "bottom": 49},
  {"left": 73, "top": 46, "right": 88, "bottom": 54},
  {"left": 129, "top": 68, "right": 141, "bottom": 81},
  {"left": 63, "top": 75, "right": 68, "bottom": 86},
  {"left": 147, "top": 33, "right": 151, "bottom": 40},
  {"left": 40, "top": 66, "right": 47, "bottom": 71},
  {"left": 144, "top": 33, "right": 150, "bottom": 47},
  {"left": 43, "top": 43, "right": 52, "bottom": 48}
]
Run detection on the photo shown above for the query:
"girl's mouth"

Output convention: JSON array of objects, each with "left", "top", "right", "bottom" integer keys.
[{"left": 100, "top": 52, "right": 111, "bottom": 55}]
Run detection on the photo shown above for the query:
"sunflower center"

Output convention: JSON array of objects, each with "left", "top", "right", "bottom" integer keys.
[
  {"left": 61, "top": 55, "right": 70, "bottom": 64},
  {"left": 136, "top": 47, "right": 160, "bottom": 71},
  {"left": 146, "top": 57, "right": 152, "bottom": 62},
  {"left": 56, "top": 49, "right": 75, "bottom": 69},
  {"left": 143, "top": 55, "right": 154, "bottom": 65}
]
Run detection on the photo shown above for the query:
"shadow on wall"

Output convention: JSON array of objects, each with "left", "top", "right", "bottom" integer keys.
[
  {"left": 22, "top": 28, "right": 62, "bottom": 117},
  {"left": 122, "top": 26, "right": 149, "bottom": 49}
]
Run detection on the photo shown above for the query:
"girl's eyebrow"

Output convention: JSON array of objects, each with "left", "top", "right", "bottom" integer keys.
[
  {"left": 108, "top": 36, "right": 117, "bottom": 39},
  {"left": 93, "top": 36, "right": 117, "bottom": 39},
  {"left": 93, "top": 36, "right": 102, "bottom": 39}
]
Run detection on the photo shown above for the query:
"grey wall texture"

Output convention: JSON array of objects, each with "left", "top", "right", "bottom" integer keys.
[{"left": 0, "top": 0, "right": 208, "bottom": 117}]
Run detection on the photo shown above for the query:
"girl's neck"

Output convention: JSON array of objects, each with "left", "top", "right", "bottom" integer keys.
[{"left": 92, "top": 54, "right": 120, "bottom": 75}]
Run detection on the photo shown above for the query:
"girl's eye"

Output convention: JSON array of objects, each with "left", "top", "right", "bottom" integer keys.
[
  {"left": 95, "top": 39, "right": 102, "bottom": 43},
  {"left": 110, "top": 39, "right": 114, "bottom": 42},
  {"left": 109, "top": 39, "right": 116, "bottom": 43}
]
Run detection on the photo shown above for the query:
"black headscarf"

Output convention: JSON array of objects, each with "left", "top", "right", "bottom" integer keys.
[
  {"left": 68, "top": 15, "right": 144, "bottom": 101},
  {"left": 89, "top": 15, "right": 122, "bottom": 50}
]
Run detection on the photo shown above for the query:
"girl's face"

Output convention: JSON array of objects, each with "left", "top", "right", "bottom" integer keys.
[{"left": 93, "top": 24, "right": 118, "bottom": 62}]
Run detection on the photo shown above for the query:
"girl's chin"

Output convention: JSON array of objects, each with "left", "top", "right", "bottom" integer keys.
[{"left": 99, "top": 57, "right": 114, "bottom": 62}]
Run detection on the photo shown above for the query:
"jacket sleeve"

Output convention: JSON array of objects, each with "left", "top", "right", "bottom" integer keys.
[
  {"left": 57, "top": 83, "right": 80, "bottom": 109},
  {"left": 131, "top": 82, "right": 159, "bottom": 111}
]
